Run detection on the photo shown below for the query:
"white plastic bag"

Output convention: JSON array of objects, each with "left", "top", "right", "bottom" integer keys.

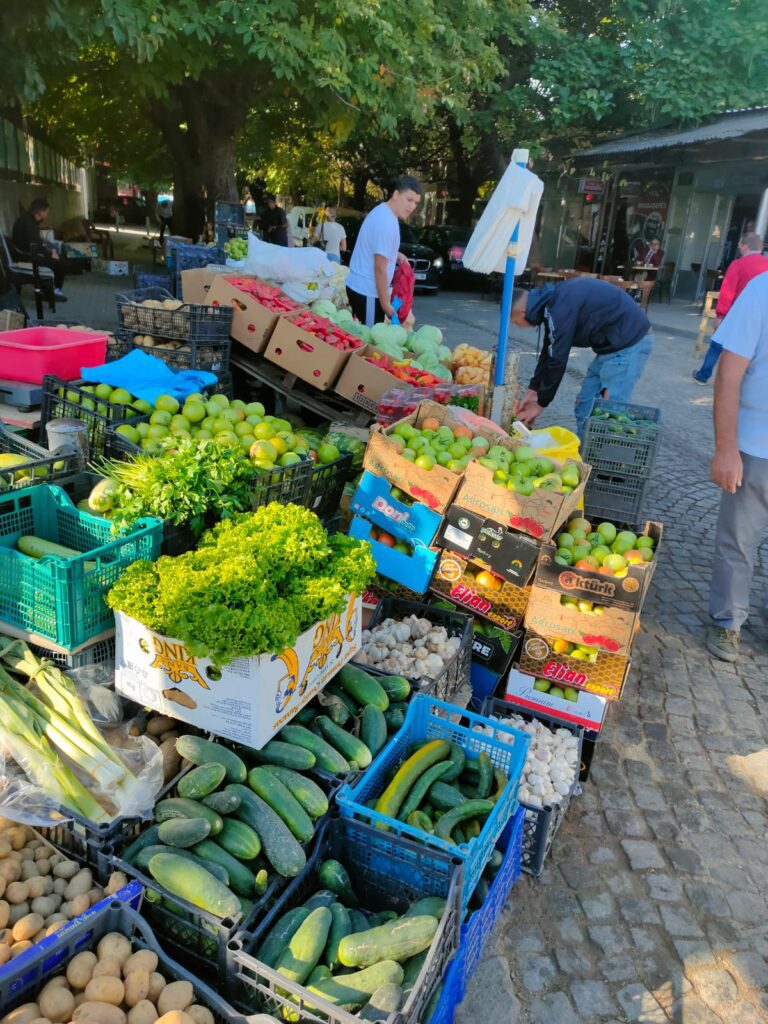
[{"left": 245, "top": 234, "right": 335, "bottom": 283}]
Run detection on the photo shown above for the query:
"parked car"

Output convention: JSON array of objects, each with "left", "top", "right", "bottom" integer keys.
[
  {"left": 340, "top": 217, "right": 442, "bottom": 292},
  {"left": 419, "top": 224, "right": 482, "bottom": 288}
]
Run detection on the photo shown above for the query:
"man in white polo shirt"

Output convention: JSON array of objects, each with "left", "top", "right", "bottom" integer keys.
[
  {"left": 706, "top": 271, "right": 768, "bottom": 662},
  {"left": 346, "top": 175, "right": 421, "bottom": 326}
]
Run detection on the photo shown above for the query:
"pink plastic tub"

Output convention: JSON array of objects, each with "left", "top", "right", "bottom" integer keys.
[{"left": 0, "top": 327, "right": 108, "bottom": 384}]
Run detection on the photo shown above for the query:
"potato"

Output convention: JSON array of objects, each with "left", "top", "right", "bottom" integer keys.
[
  {"left": 74, "top": 993, "right": 87, "bottom": 1008},
  {"left": 124, "top": 949, "right": 158, "bottom": 976},
  {"left": 20, "top": 858, "right": 38, "bottom": 877},
  {"left": 0, "top": 944, "right": 10, "bottom": 966},
  {"left": 66, "top": 950, "right": 98, "bottom": 989},
  {"left": 0, "top": 838, "right": 11, "bottom": 859},
  {"left": 128, "top": 1002, "right": 158, "bottom": 1024},
  {"left": 47, "top": 853, "right": 63, "bottom": 868},
  {"left": 147, "top": 972, "right": 166, "bottom": 1003},
  {"left": 39, "top": 986, "right": 76, "bottom": 1023},
  {"left": 39, "top": 981, "right": 68, "bottom": 999},
  {"left": 0, "top": 877, "right": 5, "bottom": 899},
  {"left": 105, "top": 872, "right": 128, "bottom": 897},
  {"left": 0, "top": 926, "right": 11, "bottom": 944},
  {"left": 124, "top": 969, "right": 150, "bottom": 1007},
  {"left": 0, "top": 860, "right": 22, "bottom": 883},
  {"left": 44, "top": 920, "right": 67, "bottom": 937},
  {"left": 64, "top": 869, "right": 92, "bottom": 900},
  {"left": 84, "top": 975, "right": 124, "bottom": 1005},
  {"left": 11, "top": 939, "right": 33, "bottom": 957},
  {"left": 8, "top": 902, "right": 31, "bottom": 925},
  {"left": 52, "top": 860, "right": 79, "bottom": 880},
  {"left": 12, "top": 912, "right": 44, "bottom": 942},
  {"left": 68, "top": 893, "right": 91, "bottom": 918},
  {"left": 159, "top": 731, "right": 179, "bottom": 744},
  {"left": 92, "top": 956, "right": 122, "bottom": 979},
  {"left": 155, "top": 1015, "right": 195, "bottom": 1024},
  {"left": 158, "top": 739, "right": 181, "bottom": 783},
  {"left": 31, "top": 896, "right": 56, "bottom": 918},
  {"left": 157, "top": 981, "right": 194, "bottom": 1015},
  {"left": 6, "top": 881, "right": 29, "bottom": 905},
  {"left": 27, "top": 1019, "right": 53, "bottom": 1024},
  {"left": 52, "top": 879, "right": 67, "bottom": 896},
  {"left": 87, "top": 888, "right": 104, "bottom": 908},
  {"left": 146, "top": 715, "right": 177, "bottom": 737},
  {"left": 0, "top": 899, "right": 9, "bottom": 929},
  {"left": 97, "top": 931, "right": 132, "bottom": 965},
  {"left": 0, "top": 1003, "right": 41, "bottom": 1024},
  {"left": 5, "top": 826, "right": 29, "bottom": 850},
  {"left": 72, "top": 1002, "right": 126, "bottom": 1024},
  {"left": 186, "top": 1008, "right": 214, "bottom": 1024},
  {"left": 27, "top": 876, "right": 52, "bottom": 899},
  {"left": 34, "top": 858, "right": 51, "bottom": 877},
  {"left": 33, "top": 845, "right": 49, "bottom": 861}
]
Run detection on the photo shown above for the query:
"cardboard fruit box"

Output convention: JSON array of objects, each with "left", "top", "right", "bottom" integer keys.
[
  {"left": 454, "top": 441, "right": 591, "bottom": 543},
  {"left": 351, "top": 469, "right": 443, "bottom": 548},
  {"left": 207, "top": 275, "right": 303, "bottom": 353},
  {"left": 264, "top": 310, "right": 359, "bottom": 390},
  {"left": 335, "top": 345, "right": 406, "bottom": 415},
  {"left": 523, "top": 582, "right": 641, "bottom": 658},
  {"left": 349, "top": 515, "right": 438, "bottom": 594},
  {"left": 505, "top": 667, "right": 608, "bottom": 734},
  {"left": 430, "top": 549, "right": 530, "bottom": 633},
  {"left": 436, "top": 505, "right": 540, "bottom": 587},
  {"left": 516, "top": 627, "right": 630, "bottom": 702},
  {"left": 181, "top": 267, "right": 227, "bottom": 305},
  {"left": 114, "top": 595, "right": 361, "bottom": 749}
]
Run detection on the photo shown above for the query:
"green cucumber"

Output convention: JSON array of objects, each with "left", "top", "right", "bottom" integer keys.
[
  {"left": 375, "top": 674, "right": 411, "bottom": 702},
  {"left": 423, "top": 978, "right": 444, "bottom": 1022},
  {"left": 374, "top": 740, "right": 451, "bottom": 821},
  {"left": 406, "top": 810, "right": 433, "bottom": 833},
  {"left": 326, "top": 701, "right": 350, "bottom": 727},
  {"left": 258, "top": 906, "right": 312, "bottom": 967},
  {"left": 216, "top": 817, "right": 262, "bottom": 860},
  {"left": 135, "top": 844, "right": 229, "bottom": 885},
  {"left": 194, "top": 838, "right": 257, "bottom": 897},
  {"left": 491, "top": 768, "right": 508, "bottom": 803},
  {"left": 452, "top": 825, "right": 466, "bottom": 844},
  {"left": 368, "top": 910, "right": 398, "bottom": 927},
  {"left": 435, "top": 799, "right": 494, "bottom": 841},
  {"left": 254, "top": 868, "right": 269, "bottom": 896},
  {"left": 428, "top": 782, "right": 467, "bottom": 812},
  {"left": 348, "top": 909, "right": 369, "bottom": 933},
  {"left": 228, "top": 784, "right": 306, "bottom": 877},
  {"left": 154, "top": 797, "right": 223, "bottom": 835},
  {"left": 157, "top": 817, "right": 211, "bottom": 848},
  {"left": 338, "top": 665, "right": 389, "bottom": 711},
  {"left": 247, "top": 767, "right": 315, "bottom": 843},
  {"left": 262, "top": 766, "right": 329, "bottom": 819},
  {"left": 295, "top": 706, "right": 318, "bottom": 724},
  {"left": 486, "top": 849, "right": 504, "bottom": 876},
  {"left": 470, "top": 878, "right": 490, "bottom": 909},
  {"left": 175, "top": 735, "right": 246, "bottom": 782},
  {"left": 475, "top": 752, "right": 493, "bottom": 799},
  {"left": 401, "top": 949, "right": 428, "bottom": 989},
  {"left": 304, "top": 890, "right": 338, "bottom": 910},
  {"left": 441, "top": 743, "right": 466, "bottom": 783},
  {"left": 384, "top": 707, "right": 406, "bottom": 732},
  {"left": 308, "top": 965, "right": 333, "bottom": 984},
  {"left": 325, "top": 685, "right": 360, "bottom": 715},
  {"left": 121, "top": 824, "right": 161, "bottom": 865},
  {"left": 324, "top": 902, "right": 352, "bottom": 971},
  {"left": 405, "top": 897, "right": 446, "bottom": 920},
  {"left": 177, "top": 762, "right": 226, "bottom": 800},
  {"left": 304, "top": 962, "right": 404, "bottom": 1010},
  {"left": 252, "top": 739, "right": 316, "bottom": 771},
  {"left": 147, "top": 851, "right": 240, "bottom": 919},
  {"left": 202, "top": 789, "right": 241, "bottom": 815},
  {"left": 339, "top": 915, "right": 438, "bottom": 967},
  {"left": 399, "top": 761, "right": 452, "bottom": 821},
  {"left": 360, "top": 705, "right": 388, "bottom": 758},
  {"left": 318, "top": 860, "right": 358, "bottom": 907},
  {"left": 280, "top": 724, "right": 350, "bottom": 774},
  {"left": 316, "top": 716, "right": 372, "bottom": 769},
  {"left": 464, "top": 818, "right": 481, "bottom": 839},
  {"left": 274, "top": 906, "right": 333, "bottom": 985},
  {"left": 359, "top": 982, "right": 403, "bottom": 1021}
]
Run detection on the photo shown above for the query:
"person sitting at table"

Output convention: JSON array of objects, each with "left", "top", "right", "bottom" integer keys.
[{"left": 633, "top": 238, "right": 664, "bottom": 281}]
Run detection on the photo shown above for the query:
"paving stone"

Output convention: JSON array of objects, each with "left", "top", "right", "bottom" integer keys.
[
  {"left": 570, "top": 979, "right": 617, "bottom": 1017},
  {"left": 587, "top": 925, "right": 627, "bottom": 955},
  {"left": 557, "top": 919, "right": 585, "bottom": 945},
  {"left": 529, "top": 992, "right": 579, "bottom": 1024},
  {"left": 518, "top": 953, "right": 558, "bottom": 994},
  {"left": 692, "top": 967, "right": 739, "bottom": 1010},
  {"left": 555, "top": 947, "right": 592, "bottom": 975},
  {"left": 513, "top": 926, "right": 546, "bottom": 952},
  {"left": 601, "top": 955, "right": 637, "bottom": 982},
  {"left": 660, "top": 903, "right": 706, "bottom": 938},
  {"left": 604, "top": 808, "right": 647, "bottom": 837},
  {"left": 666, "top": 847, "right": 705, "bottom": 874},
  {"left": 631, "top": 927, "right": 660, "bottom": 953},
  {"left": 619, "top": 896, "right": 661, "bottom": 926},
  {"left": 605, "top": 871, "right": 635, "bottom": 896},
  {"left": 456, "top": 955, "right": 521, "bottom": 1024},
  {"left": 723, "top": 1003, "right": 767, "bottom": 1024},
  {"left": 726, "top": 951, "right": 768, "bottom": 990},
  {"left": 615, "top": 983, "right": 668, "bottom": 1022},
  {"left": 668, "top": 995, "right": 722, "bottom": 1024},
  {"left": 727, "top": 889, "right": 768, "bottom": 924},
  {"left": 684, "top": 880, "right": 732, "bottom": 918},
  {"left": 652, "top": 975, "right": 693, "bottom": 1010},
  {"left": 622, "top": 839, "right": 666, "bottom": 870},
  {"left": 589, "top": 845, "right": 617, "bottom": 865},
  {"left": 645, "top": 872, "right": 684, "bottom": 901},
  {"left": 674, "top": 940, "right": 719, "bottom": 972},
  {"left": 579, "top": 891, "right": 615, "bottom": 920}
]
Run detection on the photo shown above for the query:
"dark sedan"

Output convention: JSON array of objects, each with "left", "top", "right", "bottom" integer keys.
[
  {"left": 338, "top": 216, "right": 443, "bottom": 292},
  {"left": 419, "top": 224, "right": 482, "bottom": 288}
]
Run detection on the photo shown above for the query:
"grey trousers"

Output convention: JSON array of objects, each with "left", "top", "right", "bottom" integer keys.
[{"left": 709, "top": 451, "right": 768, "bottom": 630}]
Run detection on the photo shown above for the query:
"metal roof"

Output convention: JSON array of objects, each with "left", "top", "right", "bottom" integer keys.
[{"left": 577, "top": 107, "right": 768, "bottom": 158}]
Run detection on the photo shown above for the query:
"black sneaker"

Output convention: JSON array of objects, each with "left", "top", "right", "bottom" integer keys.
[
  {"left": 705, "top": 625, "right": 740, "bottom": 662},
  {"left": 53, "top": 289, "right": 68, "bottom": 302}
]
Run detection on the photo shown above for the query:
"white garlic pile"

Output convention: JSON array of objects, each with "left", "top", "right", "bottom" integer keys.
[
  {"left": 355, "top": 615, "right": 462, "bottom": 680},
  {"left": 491, "top": 714, "right": 579, "bottom": 809}
]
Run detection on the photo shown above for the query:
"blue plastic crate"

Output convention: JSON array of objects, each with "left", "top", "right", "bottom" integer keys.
[
  {"left": 430, "top": 806, "right": 524, "bottom": 1023},
  {"left": 134, "top": 268, "right": 173, "bottom": 291},
  {"left": 336, "top": 694, "right": 530, "bottom": 909}
]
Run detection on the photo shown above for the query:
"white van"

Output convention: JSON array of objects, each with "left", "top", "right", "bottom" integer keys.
[{"left": 287, "top": 206, "right": 317, "bottom": 247}]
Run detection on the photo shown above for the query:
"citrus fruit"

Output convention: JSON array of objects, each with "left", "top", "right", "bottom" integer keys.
[
  {"left": 150, "top": 410, "right": 172, "bottom": 427},
  {"left": 250, "top": 440, "right": 278, "bottom": 462},
  {"left": 95, "top": 383, "right": 114, "bottom": 401},
  {"left": 110, "top": 388, "right": 134, "bottom": 405},
  {"left": 183, "top": 401, "right": 206, "bottom": 424},
  {"left": 155, "top": 394, "right": 179, "bottom": 414},
  {"left": 253, "top": 421, "right": 276, "bottom": 440}
]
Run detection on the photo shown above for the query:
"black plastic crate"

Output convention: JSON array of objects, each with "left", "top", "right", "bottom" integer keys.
[
  {"left": 483, "top": 698, "right": 583, "bottom": 877},
  {"left": 39, "top": 375, "right": 147, "bottom": 457},
  {"left": 116, "top": 285, "right": 232, "bottom": 343},
  {"left": 583, "top": 398, "right": 661, "bottom": 479},
  {"left": 115, "top": 326, "right": 231, "bottom": 373},
  {"left": 358, "top": 595, "right": 473, "bottom": 703},
  {"left": 228, "top": 814, "right": 463, "bottom": 1024},
  {"left": 38, "top": 808, "right": 142, "bottom": 882},
  {"left": 584, "top": 470, "right": 649, "bottom": 525},
  {"left": 306, "top": 450, "right": 354, "bottom": 523}
]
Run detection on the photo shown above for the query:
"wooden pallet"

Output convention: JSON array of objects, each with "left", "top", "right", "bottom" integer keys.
[{"left": 695, "top": 291, "right": 720, "bottom": 357}]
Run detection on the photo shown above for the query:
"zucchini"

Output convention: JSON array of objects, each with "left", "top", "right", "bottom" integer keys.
[
  {"left": 324, "top": 902, "right": 352, "bottom": 971},
  {"left": 304, "top": 962, "right": 404, "bottom": 1010},
  {"left": 316, "top": 716, "right": 372, "bottom": 769},
  {"left": 274, "top": 906, "right": 333, "bottom": 986},
  {"left": 135, "top": 844, "right": 229, "bottom": 885},
  {"left": 441, "top": 743, "right": 466, "bottom": 783},
  {"left": 375, "top": 674, "right": 411, "bottom": 702},
  {"left": 202, "top": 789, "right": 241, "bottom": 815},
  {"left": 360, "top": 705, "right": 388, "bottom": 758},
  {"left": 406, "top": 810, "right": 433, "bottom": 833},
  {"left": 121, "top": 824, "right": 161, "bottom": 865},
  {"left": 280, "top": 724, "right": 350, "bottom": 774},
  {"left": 304, "top": 890, "right": 338, "bottom": 910},
  {"left": 470, "top": 878, "right": 490, "bottom": 909},
  {"left": 318, "top": 860, "right": 358, "bottom": 907},
  {"left": 428, "top": 782, "right": 467, "bottom": 812},
  {"left": 228, "top": 784, "right": 306, "bottom": 878},
  {"left": 258, "top": 906, "right": 312, "bottom": 967},
  {"left": 247, "top": 767, "right": 315, "bottom": 843},
  {"left": 157, "top": 817, "right": 211, "bottom": 848},
  {"left": 178, "top": 762, "right": 226, "bottom": 800},
  {"left": 194, "top": 838, "right": 257, "bottom": 897},
  {"left": 338, "top": 665, "right": 389, "bottom": 711},
  {"left": 374, "top": 740, "right": 451, "bottom": 821},
  {"left": 147, "top": 851, "right": 240, "bottom": 919},
  {"left": 491, "top": 768, "right": 508, "bottom": 804},
  {"left": 252, "top": 739, "right": 316, "bottom": 771},
  {"left": 399, "top": 761, "right": 452, "bottom": 821},
  {"left": 384, "top": 707, "right": 406, "bottom": 732},
  {"left": 434, "top": 799, "right": 494, "bottom": 841},
  {"left": 339, "top": 915, "right": 438, "bottom": 968},
  {"left": 359, "top": 983, "right": 403, "bottom": 1021},
  {"left": 262, "top": 766, "right": 329, "bottom": 820},
  {"left": 155, "top": 797, "right": 223, "bottom": 835},
  {"left": 401, "top": 949, "right": 428, "bottom": 990},
  {"left": 405, "top": 897, "right": 446, "bottom": 920},
  {"left": 216, "top": 817, "right": 262, "bottom": 860},
  {"left": 17, "top": 535, "right": 95, "bottom": 570},
  {"left": 175, "top": 735, "right": 246, "bottom": 782}
]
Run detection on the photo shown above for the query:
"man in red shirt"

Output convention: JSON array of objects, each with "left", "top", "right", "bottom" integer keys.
[{"left": 693, "top": 232, "right": 768, "bottom": 384}]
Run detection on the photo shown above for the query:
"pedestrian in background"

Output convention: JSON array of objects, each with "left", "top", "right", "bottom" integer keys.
[
  {"left": 261, "top": 194, "right": 289, "bottom": 247},
  {"left": 157, "top": 198, "right": 173, "bottom": 244},
  {"left": 317, "top": 208, "right": 346, "bottom": 264},
  {"left": 706, "top": 271, "right": 768, "bottom": 662},
  {"left": 693, "top": 231, "right": 768, "bottom": 385}
]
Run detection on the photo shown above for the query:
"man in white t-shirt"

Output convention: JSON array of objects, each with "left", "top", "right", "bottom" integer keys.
[
  {"left": 706, "top": 271, "right": 768, "bottom": 662},
  {"left": 346, "top": 175, "right": 422, "bottom": 326},
  {"left": 317, "top": 208, "right": 346, "bottom": 264}
]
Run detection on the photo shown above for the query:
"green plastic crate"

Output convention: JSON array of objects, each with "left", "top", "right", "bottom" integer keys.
[{"left": 0, "top": 484, "right": 162, "bottom": 648}]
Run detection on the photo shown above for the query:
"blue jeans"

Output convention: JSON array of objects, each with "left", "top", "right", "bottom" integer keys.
[
  {"left": 694, "top": 340, "right": 722, "bottom": 382},
  {"left": 574, "top": 332, "right": 654, "bottom": 436}
]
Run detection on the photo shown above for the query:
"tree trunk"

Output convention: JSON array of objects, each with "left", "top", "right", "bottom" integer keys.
[{"left": 351, "top": 169, "right": 369, "bottom": 211}]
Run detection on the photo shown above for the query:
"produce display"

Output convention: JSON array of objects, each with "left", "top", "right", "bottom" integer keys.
[
  {"left": 450, "top": 344, "right": 493, "bottom": 386},
  {"left": 223, "top": 277, "right": 302, "bottom": 315},
  {"left": 589, "top": 404, "right": 659, "bottom": 435},
  {"left": 128, "top": 713, "right": 199, "bottom": 785},
  {"left": 377, "top": 383, "right": 485, "bottom": 425},
  {"left": 364, "top": 350, "right": 443, "bottom": 388},
  {"left": 223, "top": 238, "right": 248, "bottom": 261},
  {"left": 485, "top": 714, "right": 579, "bottom": 808},
  {"left": 289, "top": 310, "right": 364, "bottom": 353},
  {"left": 355, "top": 616, "right": 463, "bottom": 682},
  {"left": 553, "top": 518, "right": 656, "bottom": 573},
  {"left": 473, "top": 444, "right": 581, "bottom": 495},
  {"left": 387, "top": 419, "right": 491, "bottom": 473}
]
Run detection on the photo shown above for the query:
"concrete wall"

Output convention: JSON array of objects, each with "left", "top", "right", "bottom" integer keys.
[{"left": 0, "top": 180, "right": 87, "bottom": 237}]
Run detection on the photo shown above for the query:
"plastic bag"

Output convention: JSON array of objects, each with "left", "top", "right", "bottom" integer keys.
[
  {"left": 511, "top": 421, "right": 582, "bottom": 461},
  {"left": 245, "top": 234, "right": 336, "bottom": 283}
]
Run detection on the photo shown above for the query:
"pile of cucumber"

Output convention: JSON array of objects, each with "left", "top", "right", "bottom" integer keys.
[
  {"left": 371, "top": 739, "right": 508, "bottom": 845},
  {"left": 120, "top": 735, "right": 331, "bottom": 921},
  {"left": 255, "top": 858, "right": 445, "bottom": 1020},
  {"left": 257, "top": 665, "right": 411, "bottom": 778}
]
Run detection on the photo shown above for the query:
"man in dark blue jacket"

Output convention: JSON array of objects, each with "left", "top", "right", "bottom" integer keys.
[{"left": 511, "top": 279, "right": 653, "bottom": 434}]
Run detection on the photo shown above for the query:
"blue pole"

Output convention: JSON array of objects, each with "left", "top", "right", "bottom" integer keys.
[{"left": 494, "top": 150, "right": 530, "bottom": 396}]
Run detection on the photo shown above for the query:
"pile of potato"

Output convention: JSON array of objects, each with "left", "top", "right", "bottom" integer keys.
[
  {"left": 122, "top": 298, "right": 188, "bottom": 338},
  {"left": 2, "top": 932, "right": 216, "bottom": 1024},
  {"left": 131, "top": 337, "right": 189, "bottom": 352},
  {"left": 0, "top": 822, "right": 127, "bottom": 967},
  {"left": 127, "top": 714, "right": 194, "bottom": 785}
]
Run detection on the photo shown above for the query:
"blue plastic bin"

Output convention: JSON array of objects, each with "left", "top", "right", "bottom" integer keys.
[{"left": 336, "top": 694, "right": 529, "bottom": 909}]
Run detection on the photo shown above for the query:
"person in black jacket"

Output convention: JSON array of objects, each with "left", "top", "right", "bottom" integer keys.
[
  {"left": 511, "top": 279, "right": 654, "bottom": 434},
  {"left": 11, "top": 198, "right": 71, "bottom": 299},
  {"left": 260, "top": 194, "right": 289, "bottom": 247}
]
